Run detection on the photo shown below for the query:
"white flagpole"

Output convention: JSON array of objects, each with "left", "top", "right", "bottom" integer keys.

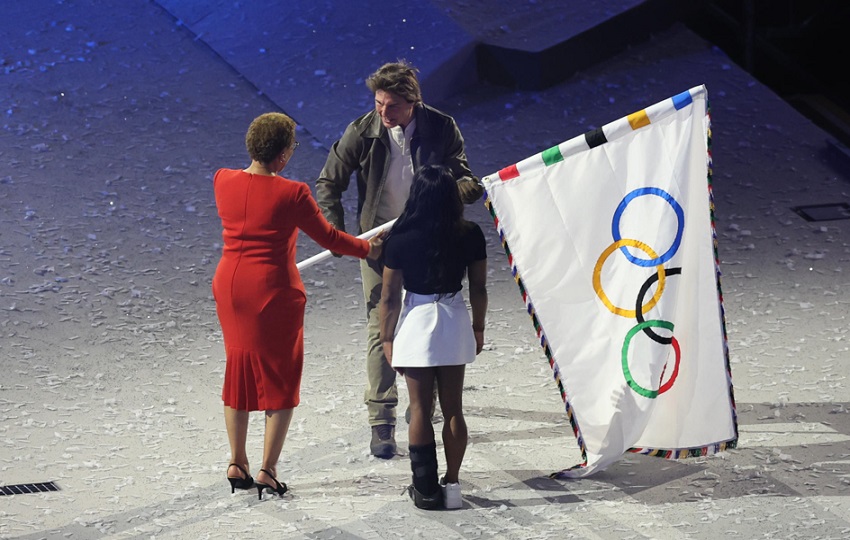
[{"left": 296, "top": 219, "right": 396, "bottom": 271}]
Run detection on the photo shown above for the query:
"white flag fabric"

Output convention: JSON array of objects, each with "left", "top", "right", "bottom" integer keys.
[{"left": 482, "top": 85, "right": 737, "bottom": 478}]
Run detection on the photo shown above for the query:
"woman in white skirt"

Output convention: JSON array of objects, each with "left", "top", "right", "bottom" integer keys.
[{"left": 379, "top": 164, "right": 487, "bottom": 510}]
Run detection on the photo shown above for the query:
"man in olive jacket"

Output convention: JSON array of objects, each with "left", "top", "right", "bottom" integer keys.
[{"left": 316, "top": 60, "right": 482, "bottom": 458}]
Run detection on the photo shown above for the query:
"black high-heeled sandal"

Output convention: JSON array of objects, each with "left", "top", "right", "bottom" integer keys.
[
  {"left": 255, "top": 468, "right": 287, "bottom": 500},
  {"left": 227, "top": 463, "right": 254, "bottom": 493}
]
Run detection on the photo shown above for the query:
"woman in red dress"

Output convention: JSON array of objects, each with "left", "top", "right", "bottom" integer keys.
[{"left": 213, "top": 112, "right": 384, "bottom": 499}]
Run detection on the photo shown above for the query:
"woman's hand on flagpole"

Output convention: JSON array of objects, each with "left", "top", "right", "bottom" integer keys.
[{"left": 367, "top": 230, "right": 386, "bottom": 259}]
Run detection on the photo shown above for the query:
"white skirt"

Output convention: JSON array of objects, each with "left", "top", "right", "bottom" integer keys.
[{"left": 391, "top": 291, "right": 476, "bottom": 368}]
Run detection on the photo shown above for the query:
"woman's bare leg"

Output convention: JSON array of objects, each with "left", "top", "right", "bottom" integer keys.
[
  {"left": 435, "top": 365, "right": 466, "bottom": 484},
  {"left": 257, "top": 408, "right": 294, "bottom": 483},
  {"left": 404, "top": 368, "right": 437, "bottom": 445},
  {"left": 224, "top": 405, "right": 250, "bottom": 478}
]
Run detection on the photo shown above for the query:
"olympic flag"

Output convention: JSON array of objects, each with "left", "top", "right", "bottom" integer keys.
[{"left": 483, "top": 85, "right": 737, "bottom": 478}]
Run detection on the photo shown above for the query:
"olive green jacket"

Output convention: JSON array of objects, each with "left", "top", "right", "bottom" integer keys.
[{"left": 316, "top": 103, "right": 482, "bottom": 234}]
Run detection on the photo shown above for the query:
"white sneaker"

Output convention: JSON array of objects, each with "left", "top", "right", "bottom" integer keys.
[{"left": 440, "top": 478, "right": 462, "bottom": 510}]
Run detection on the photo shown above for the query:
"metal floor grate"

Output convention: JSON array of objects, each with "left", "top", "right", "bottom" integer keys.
[
  {"left": 0, "top": 481, "right": 60, "bottom": 496},
  {"left": 791, "top": 202, "right": 850, "bottom": 222}
]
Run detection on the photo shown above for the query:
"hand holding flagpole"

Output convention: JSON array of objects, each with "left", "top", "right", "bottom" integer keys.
[{"left": 296, "top": 219, "right": 396, "bottom": 271}]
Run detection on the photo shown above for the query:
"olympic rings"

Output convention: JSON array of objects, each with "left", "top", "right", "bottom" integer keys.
[{"left": 593, "top": 186, "right": 685, "bottom": 400}]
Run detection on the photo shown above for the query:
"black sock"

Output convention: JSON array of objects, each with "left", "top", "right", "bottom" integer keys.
[{"left": 408, "top": 442, "right": 439, "bottom": 496}]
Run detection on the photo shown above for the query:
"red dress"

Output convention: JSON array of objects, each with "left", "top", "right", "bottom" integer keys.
[{"left": 213, "top": 169, "right": 369, "bottom": 411}]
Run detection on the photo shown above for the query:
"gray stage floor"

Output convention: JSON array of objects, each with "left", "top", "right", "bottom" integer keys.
[{"left": 2, "top": 1, "right": 850, "bottom": 539}]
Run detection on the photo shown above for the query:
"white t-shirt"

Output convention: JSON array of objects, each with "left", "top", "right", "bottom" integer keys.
[{"left": 376, "top": 119, "right": 416, "bottom": 223}]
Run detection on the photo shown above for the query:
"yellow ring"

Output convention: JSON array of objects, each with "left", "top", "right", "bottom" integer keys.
[{"left": 593, "top": 239, "right": 666, "bottom": 317}]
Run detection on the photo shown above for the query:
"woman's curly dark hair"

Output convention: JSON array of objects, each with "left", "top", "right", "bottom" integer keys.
[{"left": 245, "top": 112, "right": 295, "bottom": 164}]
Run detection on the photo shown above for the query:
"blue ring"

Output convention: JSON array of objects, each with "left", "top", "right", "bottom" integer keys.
[{"left": 612, "top": 187, "right": 684, "bottom": 266}]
